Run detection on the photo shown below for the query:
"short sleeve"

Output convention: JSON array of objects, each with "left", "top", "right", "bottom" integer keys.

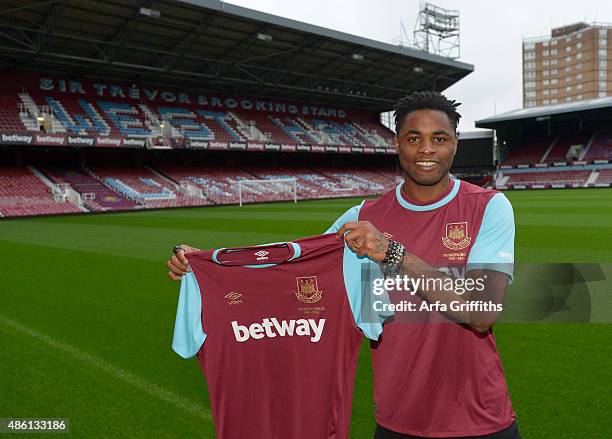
[
  {"left": 324, "top": 200, "right": 389, "bottom": 338},
  {"left": 467, "top": 193, "right": 515, "bottom": 283},
  {"left": 172, "top": 272, "right": 207, "bottom": 359},
  {"left": 342, "top": 243, "right": 390, "bottom": 341},
  {"left": 324, "top": 201, "right": 365, "bottom": 234}
]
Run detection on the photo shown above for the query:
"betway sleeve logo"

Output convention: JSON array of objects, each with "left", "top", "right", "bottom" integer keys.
[{"left": 231, "top": 318, "right": 325, "bottom": 343}]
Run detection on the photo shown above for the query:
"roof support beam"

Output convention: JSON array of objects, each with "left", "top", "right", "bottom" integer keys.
[
  {"left": 10, "top": 0, "right": 67, "bottom": 70},
  {"left": 0, "top": 0, "right": 472, "bottom": 112},
  {"left": 0, "top": 0, "right": 61, "bottom": 16},
  {"left": 273, "top": 36, "right": 324, "bottom": 84},
  {"left": 217, "top": 24, "right": 268, "bottom": 62}
]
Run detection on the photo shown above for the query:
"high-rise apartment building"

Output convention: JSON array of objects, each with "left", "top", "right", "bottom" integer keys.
[{"left": 522, "top": 22, "right": 612, "bottom": 108}]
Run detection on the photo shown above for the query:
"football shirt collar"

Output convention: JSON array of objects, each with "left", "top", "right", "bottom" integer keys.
[
  {"left": 212, "top": 242, "right": 301, "bottom": 268},
  {"left": 395, "top": 177, "right": 460, "bottom": 212}
]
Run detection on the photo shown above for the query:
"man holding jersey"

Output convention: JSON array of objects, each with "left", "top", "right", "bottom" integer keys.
[{"left": 167, "top": 91, "right": 520, "bottom": 439}]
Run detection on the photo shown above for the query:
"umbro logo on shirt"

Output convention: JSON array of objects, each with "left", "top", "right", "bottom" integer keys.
[
  {"left": 224, "top": 292, "right": 244, "bottom": 305},
  {"left": 254, "top": 250, "right": 269, "bottom": 261},
  {"left": 231, "top": 318, "right": 326, "bottom": 343}
]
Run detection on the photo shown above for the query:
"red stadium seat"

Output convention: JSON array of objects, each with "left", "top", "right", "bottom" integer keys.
[{"left": 0, "top": 166, "right": 83, "bottom": 217}]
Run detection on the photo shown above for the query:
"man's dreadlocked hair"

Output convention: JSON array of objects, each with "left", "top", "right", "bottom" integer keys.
[{"left": 393, "top": 91, "right": 461, "bottom": 135}]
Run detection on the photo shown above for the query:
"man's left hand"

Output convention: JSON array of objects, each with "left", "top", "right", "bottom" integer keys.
[{"left": 336, "top": 221, "right": 389, "bottom": 262}]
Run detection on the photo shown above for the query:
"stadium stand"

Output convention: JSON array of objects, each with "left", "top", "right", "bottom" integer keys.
[
  {"left": 153, "top": 164, "right": 260, "bottom": 205},
  {"left": 39, "top": 165, "right": 140, "bottom": 211},
  {"left": 584, "top": 131, "right": 612, "bottom": 161},
  {"left": 478, "top": 98, "right": 612, "bottom": 174},
  {"left": 503, "top": 170, "right": 591, "bottom": 187},
  {"left": 493, "top": 129, "right": 612, "bottom": 193},
  {"left": 87, "top": 165, "right": 204, "bottom": 209},
  {"left": 154, "top": 164, "right": 399, "bottom": 205},
  {"left": 312, "top": 167, "right": 396, "bottom": 196},
  {"left": 0, "top": 166, "right": 82, "bottom": 217},
  {"left": 490, "top": 127, "right": 612, "bottom": 196},
  {"left": 493, "top": 162, "right": 612, "bottom": 189},
  {"left": 0, "top": 73, "right": 403, "bottom": 217},
  {"left": 246, "top": 165, "right": 395, "bottom": 198},
  {"left": 498, "top": 132, "right": 612, "bottom": 168},
  {"left": 501, "top": 135, "right": 554, "bottom": 166},
  {"left": 459, "top": 175, "right": 493, "bottom": 188},
  {"left": 245, "top": 165, "right": 339, "bottom": 200},
  {"left": 0, "top": 95, "right": 28, "bottom": 131},
  {"left": 9, "top": 76, "right": 395, "bottom": 150},
  {"left": 0, "top": 67, "right": 512, "bottom": 217},
  {"left": 543, "top": 132, "right": 592, "bottom": 164},
  {"left": 595, "top": 168, "right": 612, "bottom": 185}
]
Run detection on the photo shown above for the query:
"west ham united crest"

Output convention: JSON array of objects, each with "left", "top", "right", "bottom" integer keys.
[
  {"left": 442, "top": 222, "right": 471, "bottom": 250},
  {"left": 295, "top": 276, "right": 322, "bottom": 304}
]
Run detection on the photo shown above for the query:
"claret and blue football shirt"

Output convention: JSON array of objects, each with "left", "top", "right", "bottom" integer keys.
[
  {"left": 172, "top": 233, "right": 386, "bottom": 439},
  {"left": 326, "top": 178, "right": 517, "bottom": 438}
]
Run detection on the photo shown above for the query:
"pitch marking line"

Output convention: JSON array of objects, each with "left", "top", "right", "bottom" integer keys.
[{"left": 0, "top": 314, "right": 211, "bottom": 421}]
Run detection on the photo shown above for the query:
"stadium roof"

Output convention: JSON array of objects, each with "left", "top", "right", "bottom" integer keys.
[
  {"left": 458, "top": 130, "right": 493, "bottom": 140},
  {"left": 0, "top": 0, "right": 474, "bottom": 112},
  {"left": 476, "top": 97, "right": 612, "bottom": 128}
]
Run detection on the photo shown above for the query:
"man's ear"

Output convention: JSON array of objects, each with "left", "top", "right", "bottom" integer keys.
[{"left": 393, "top": 136, "right": 399, "bottom": 153}]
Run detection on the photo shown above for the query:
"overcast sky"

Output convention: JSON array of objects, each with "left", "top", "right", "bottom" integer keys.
[{"left": 228, "top": 0, "right": 612, "bottom": 131}]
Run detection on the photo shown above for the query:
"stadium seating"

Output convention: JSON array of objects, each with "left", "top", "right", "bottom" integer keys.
[
  {"left": 11, "top": 159, "right": 612, "bottom": 217},
  {"left": 153, "top": 164, "right": 259, "bottom": 205},
  {"left": 584, "top": 132, "right": 612, "bottom": 161},
  {"left": 87, "top": 165, "right": 204, "bottom": 209},
  {"left": 594, "top": 168, "right": 612, "bottom": 185},
  {"left": 377, "top": 169, "right": 403, "bottom": 183},
  {"left": 245, "top": 165, "right": 334, "bottom": 200},
  {"left": 3, "top": 82, "right": 395, "bottom": 149},
  {"left": 0, "top": 166, "right": 82, "bottom": 217},
  {"left": 247, "top": 113, "right": 304, "bottom": 144},
  {"left": 39, "top": 165, "right": 140, "bottom": 211},
  {"left": 0, "top": 95, "right": 29, "bottom": 131},
  {"left": 503, "top": 170, "right": 591, "bottom": 187},
  {"left": 451, "top": 175, "right": 492, "bottom": 188},
  {"left": 313, "top": 167, "right": 396, "bottom": 196},
  {"left": 500, "top": 132, "right": 612, "bottom": 167},
  {"left": 502, "top": 135, "right": 554, "bottom": 166},
  {"left": 153, "top": 164, "right": 399, "bottom": 205},
  {"left": 156, "top": 164, "right": 350, "bottom": 204},
  {"left": 247, "top": 165, "right": 397, "bottom": 199},
  {"left": 543, "top": 132, "right": 591, "bottom": 164}
]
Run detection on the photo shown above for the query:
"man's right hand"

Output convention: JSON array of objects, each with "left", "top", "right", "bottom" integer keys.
[{"left": 167, "top": 245, "right": 199, "bottom": 281}]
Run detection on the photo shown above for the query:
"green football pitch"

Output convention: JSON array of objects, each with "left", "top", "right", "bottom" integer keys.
[{"left": 1, "top": 188, "right": 611, "bottom": 438}]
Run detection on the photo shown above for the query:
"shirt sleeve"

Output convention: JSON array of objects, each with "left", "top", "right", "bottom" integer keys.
[
  {"left": 342, "top": 243, "right": 390, "bottom": 340},
  {"left": 324, "top": 200, "right": 366, "bottom": 234},
  {"left": 328, "top": 200, "right": 389, "bottom": 340},
  {"left": 172, "top": 272, "right": 207, "bottom": 359},
  {"left": 466, "top": 192, "right": 515, "bottom": 283}
]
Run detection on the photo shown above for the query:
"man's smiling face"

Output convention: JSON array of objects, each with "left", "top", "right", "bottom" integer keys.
[{"left": 395, "top": 109, "right": 458, "bottom": 188}]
